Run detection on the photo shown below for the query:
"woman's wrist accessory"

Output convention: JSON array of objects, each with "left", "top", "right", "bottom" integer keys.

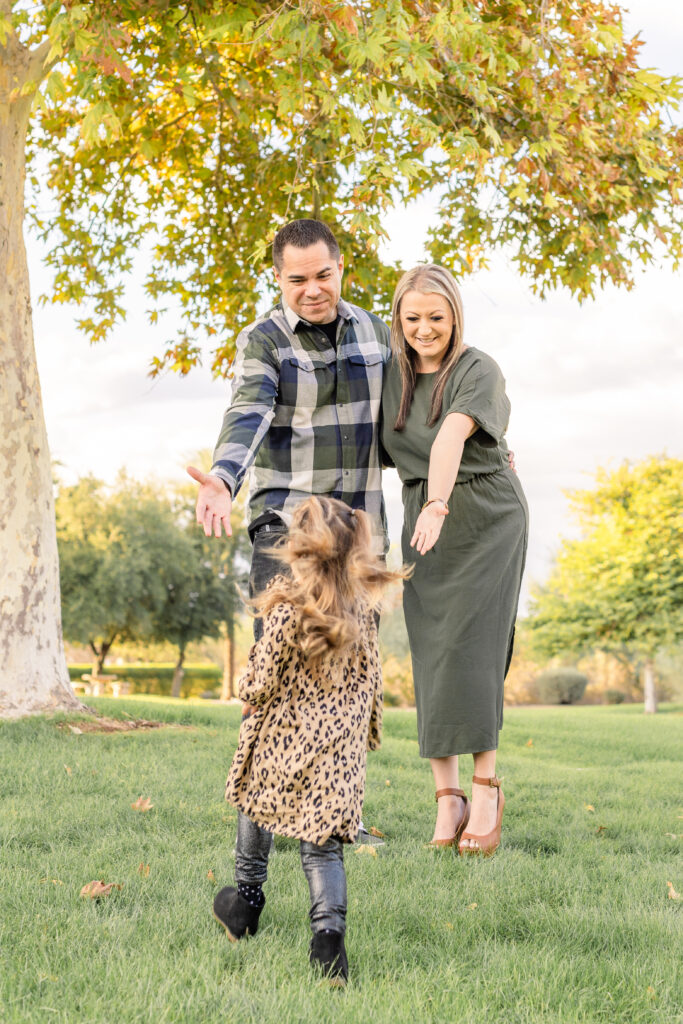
[{"left": 421, "top": 498, "right": 449, "bottom": 514}]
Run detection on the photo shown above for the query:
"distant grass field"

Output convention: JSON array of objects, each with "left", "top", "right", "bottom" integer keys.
[{"left": 1, "top": 698, "right": 681, "bottom": 1024}]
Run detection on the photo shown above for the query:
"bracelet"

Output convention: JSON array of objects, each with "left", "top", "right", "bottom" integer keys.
[{"left": 421, "top": 498, "right": 449, "bottom": 514}]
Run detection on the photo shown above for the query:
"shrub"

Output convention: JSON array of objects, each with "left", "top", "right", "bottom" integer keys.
[
  {"left": 605, "top": 688, "right": 627, "bottom": 705},
  {"left": 68, "top": 663, "right": 221, "bottom": 698},
  {"left": 382, "top": 655, "right": 415, "bottom": 707},
  {"left": 533, "top": 667, "right": 588, "bottom": 705}
]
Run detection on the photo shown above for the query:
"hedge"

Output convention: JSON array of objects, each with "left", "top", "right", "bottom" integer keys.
[{"left": 68, "top": 663, "right": 222, "bottom": 698}]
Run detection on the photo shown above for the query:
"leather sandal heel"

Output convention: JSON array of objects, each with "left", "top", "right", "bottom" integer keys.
[
  {"left": 427, "top": 787, "right": 471, "bottom": 848},
  {"left": 458, "top": 775, "right": 505, "bottom": 857}
]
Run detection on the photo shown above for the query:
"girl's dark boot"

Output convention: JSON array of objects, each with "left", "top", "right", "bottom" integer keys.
[
  {"left": 309, "top": 930, "right": 348, "bottom": 986},
  {"left": 213, "top": 886, "right": 263, "bottom": 941}
]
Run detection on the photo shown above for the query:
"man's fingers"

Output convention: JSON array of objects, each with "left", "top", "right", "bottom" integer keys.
[
  {"left": 186, "top": 464, "right": 209, "bottom": 484},
  {"left": 220, "top": 515, "right": 233, "bottom": 538}
]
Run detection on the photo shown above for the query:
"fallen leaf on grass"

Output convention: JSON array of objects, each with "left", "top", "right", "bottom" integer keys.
[
  {"left": 385, "top": 779, "right": 391, "bottom": 787},
  {"left": 63, "top": 764, "right": 72, "bottom": 775},
  {"left": 131, "top": 796, "right": 153, "bottom": 812},
  {"left": 80, "top": 880, "right": 123, "bottom": 900},
  {"left": 584, "top": 804, "right": 595, "bottom": 813},
  {"left": 207, "top": 870, "right": 216, "bottom": 884},
  {"left": 354, "top": 844, "right": 378, "bottom": 857},
  {"left": 138, "top": 863, "right": 150, "bottom": 876},
  {"left": 666, "top": 881, "right": 680, "bottom": 901},
  {"left": 445, "top": 921, "right": 453, "bottom": 930},
  {"left": 664, "top": 833, "right": 682, "bottom": 839},
  {"left": 468, "top": 903, "right": 478, "bottom": 910},
  {"left": 526, "top": 738, "right": 533, "bottom": 747},
  {"left": 647, "top": 986, "right": 656, "bottom": 999},
  {"left": 40, "top": 878, "right": 64, "bottom": 885},
  {"left": 369, "top": 827, "right": 386, "bottom": 839},
  {"left": 68, "top": 725, "right": 82, "bottom": 735},
  {"left": 596, "top": 825, "right": 607, "bottom": 834}
]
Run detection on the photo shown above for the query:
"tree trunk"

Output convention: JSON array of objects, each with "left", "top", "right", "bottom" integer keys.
[
  {"left": 0, "top": 40, "right": 81, "bottom": 718},
  {"left": 171, "top": 648, "right": 185, "bottom": 699},
  {"left": 221, "top": 621, "right": 235, "bottom": 701},
  {"left": 643, "top": 657, "right": 657, "bottom": 714},
  {"left": 90, "top": 639, "right": 113, "bottom": 678}
]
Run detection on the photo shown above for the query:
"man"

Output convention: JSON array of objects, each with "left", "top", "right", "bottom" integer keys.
[
  {"left": 188, "top": 218, "right": 390, "bottom": 619},
  {"left": 188, "top": 221, "right": 389, "bottom": 920}
]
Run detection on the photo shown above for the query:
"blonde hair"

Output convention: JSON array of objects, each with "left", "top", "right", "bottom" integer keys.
[
  {"left": 251, "top": 497, "right": 409, "bottom": 663},
  {"left": 390, "top": 264, "right": 465, "bottom": 430}
]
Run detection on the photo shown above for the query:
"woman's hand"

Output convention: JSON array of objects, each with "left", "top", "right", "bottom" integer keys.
[{"left": 410, "top": 502, "right": 448, "bottom": 555}]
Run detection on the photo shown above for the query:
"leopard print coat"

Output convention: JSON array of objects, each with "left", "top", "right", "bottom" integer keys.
[{"left": 224, "top": 600, "right": 382, "bottom": 845}]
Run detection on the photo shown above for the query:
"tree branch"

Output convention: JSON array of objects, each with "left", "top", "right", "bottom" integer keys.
[{"left": 27, "top": 37, "right": 54, "bottom": 85}]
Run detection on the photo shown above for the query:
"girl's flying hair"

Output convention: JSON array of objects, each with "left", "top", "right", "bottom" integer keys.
[{"left": 250, "top": 497, "right": 410, "bottom": 663}]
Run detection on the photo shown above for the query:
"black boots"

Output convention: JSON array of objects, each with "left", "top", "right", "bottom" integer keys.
[
  {"left": 309, "top": 930, "right": 348, "bottom": 987},
  {"left": 214, "top": 889, "right": 348, "bottom": 986},
  {"left": 213, "top": 886, "right": 263, "bottom": 941}
]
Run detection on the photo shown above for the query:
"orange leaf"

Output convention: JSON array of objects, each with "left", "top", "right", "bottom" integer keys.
[
  {"left": 584, "top": 804, "right": 595, "bottom": 812},
  {"left": 138, "top": 863, "right": 150, "bottom": 876},
  {"left": 369, "top": 827, "right": 386, "bottom": 839},
  {"left": 526, "top": 738, "right": 533, "bottom": 747},
  {"left": 468, "top": 902, "right": 478, "bottom": 909},
  {"left": 207, "top": 870, "right": 216, "bottom": 884},
  {"left": 666, "top": 881, "right": 680, "bottom": 901},
  {"left": 385, "top": 779, "right": 391, "bottom": 787},
  {"left": 354, "top": 844, "right": 378, "bottom": 857},
  {"left": 596, "top": 824, "right": 607, "bottom": 834},
  {"left": 131, "top": 796, "right": 153, "bottom": 812},
  {"left": 64, "top": 764, "right": 72, "bottom": 775},
  {"left": 80, "top": 880, "right": 122, "bottom": 899},
  {"left": 329, "top": 3, "right": 358, "bottom": 36}
]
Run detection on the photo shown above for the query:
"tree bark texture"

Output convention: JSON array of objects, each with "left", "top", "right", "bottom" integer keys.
[
  {"left": 0, "top": 41, "right": 81, "bottom": 717},
  {"left": 642, "top": 658, "right": 657, "bottom": 714}
]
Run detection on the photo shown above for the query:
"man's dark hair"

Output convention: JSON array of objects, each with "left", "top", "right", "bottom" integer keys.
[{"left": 272, "top": 219, "right": 341, "bottom": 271}]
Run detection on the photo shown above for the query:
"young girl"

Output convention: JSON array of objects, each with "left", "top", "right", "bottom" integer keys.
[{"left": 213, "top": 496, "right": 406, "bottom": 986}]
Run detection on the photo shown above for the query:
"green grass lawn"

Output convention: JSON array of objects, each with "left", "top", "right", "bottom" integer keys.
[{"left": 1, "top": 698, "right": 681, "bottom": 1024}]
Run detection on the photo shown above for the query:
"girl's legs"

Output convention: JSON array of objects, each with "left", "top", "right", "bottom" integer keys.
[
  {"left": 429, "top": 755, "right": 468, "bottom": 843},
  {"left": 300, "top": 837, "right": 347, "bottom": 936},
  {"left": 235, "top": 810, "right": 273, "bottom": 890},
  {"left": 459, "top": 749, "right": 499, "bottom": 851}
]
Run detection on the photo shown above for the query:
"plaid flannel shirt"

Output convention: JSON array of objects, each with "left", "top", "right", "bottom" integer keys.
[{"left": 211, "top": 297, "right": 391, "bottom": 552}]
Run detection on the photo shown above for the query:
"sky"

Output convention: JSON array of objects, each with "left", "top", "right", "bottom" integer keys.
[{"left": 29, "top": 0, "right": 683, "bottom": 613}]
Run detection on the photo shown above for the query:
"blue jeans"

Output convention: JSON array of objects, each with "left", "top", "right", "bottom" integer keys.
[
  {"left": 248, "top": 521, "right": 289, "bottom": 641},
  {"left": 234, "top": 811, "right": 347, "bottom": 935}
]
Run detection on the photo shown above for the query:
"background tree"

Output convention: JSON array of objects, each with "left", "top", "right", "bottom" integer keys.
[
  {"left": 173, "top": 450, "right": 251, "bottom": 700},
  {"left": 526, "top": 456, "right": 683, "bottom": 713},
  {"left": 150, "top": 526, "right": 227, "bottom": 698},
  {"left": 2, "top": 1, "right": 682, "bottom": 715},
  {"left": 56, "top": 474, "right": 187, "bottom": 674}
]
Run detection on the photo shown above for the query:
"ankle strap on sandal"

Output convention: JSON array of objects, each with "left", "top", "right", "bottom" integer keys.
[
  {"left": 435, "top": 787, "right": 466, "bottom": 801},
  {"left": 472, "top": 775, "right": 501, "bottom": 788}
]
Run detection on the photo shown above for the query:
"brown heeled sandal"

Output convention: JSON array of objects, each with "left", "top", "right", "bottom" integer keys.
[
  {"left": 427, "top": 788, "right": 471, "bottom": 848},
  {"left": 458, "top": 775, "right": 505, "bottom": 857}
]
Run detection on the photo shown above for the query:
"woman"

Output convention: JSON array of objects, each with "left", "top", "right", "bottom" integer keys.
[{"left": 381, "top": 265, "right": 528, "bottom": 855}]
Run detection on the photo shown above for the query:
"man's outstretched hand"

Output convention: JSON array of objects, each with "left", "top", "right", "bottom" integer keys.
[{"left": 186, "top": 465, "right": 233, "bottom": 538}]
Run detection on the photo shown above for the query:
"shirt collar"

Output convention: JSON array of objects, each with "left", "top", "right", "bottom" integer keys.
[{"left": 281, "top": 297, "right": 358, "bottom": 332}]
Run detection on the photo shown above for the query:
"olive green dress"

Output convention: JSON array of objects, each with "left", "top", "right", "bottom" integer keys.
[{"left": 381, "top": 348, "right": 528, "bottom": 758}]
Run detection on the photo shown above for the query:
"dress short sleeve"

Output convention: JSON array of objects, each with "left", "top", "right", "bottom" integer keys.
[{"left": 445, "top": 352, "right": 510, "bottom": 448}]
